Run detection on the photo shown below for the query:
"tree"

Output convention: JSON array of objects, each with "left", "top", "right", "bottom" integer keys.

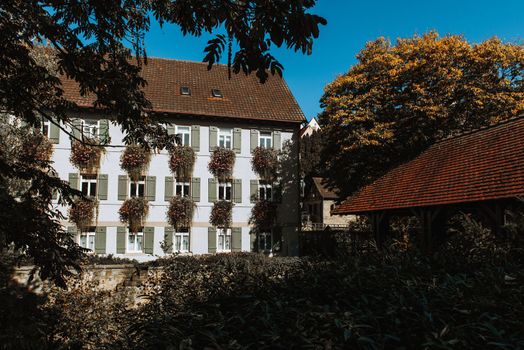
[
  {"left": 0, "top": 0, "right": 326, "bottom": 286},
  {"left": 319, "top": 32, "right": 524, "bottom": 200},
  {"left": 300, "top": 129, "right": 323, "bottom": 195}
]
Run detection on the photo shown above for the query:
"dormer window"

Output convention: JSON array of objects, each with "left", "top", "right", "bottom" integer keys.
[
  {"left": 181, "top": 86, "right": 191, "bottom": 96},
  {"left": 211, "top": 89, "right": 223, "bottom": 98}
]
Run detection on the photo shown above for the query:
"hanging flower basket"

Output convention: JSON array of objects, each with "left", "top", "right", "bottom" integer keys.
[
  {"left": 210, "top": 200, "right": 233, "bottom": 228},
  {"left": 119, "top": 197, "right": 149, "bottom": 233},
  {"left": 69, "top": 198, "right": 98, "bottom": 232},
  {"left": 249, "top": 200, "right": 277, "bottom": 229},
  {"left": 167, "top": 196, "right": 196, "bottom": 230},
  {"left": 169, "top": 146, "right": 196, "bottom": 180},
  {"left": 70, "top": 140, "right": 103, "bottom": 173},
  {"left": 22, "top": 133, "right": 53, "bottom": 162},
  {"left": 120, "top": 145, "right": 150, "bottom": 181},
  {"left": 208, "top": 147, "right": 235, "bottom": 181},
  {"left": 251, "top": 147, "right": 279, "bottom": 181}
]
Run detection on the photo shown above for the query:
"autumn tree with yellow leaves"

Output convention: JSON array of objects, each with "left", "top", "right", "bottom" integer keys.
[{"left": 319, "top": 32, "right": 524, "bottom": 199}]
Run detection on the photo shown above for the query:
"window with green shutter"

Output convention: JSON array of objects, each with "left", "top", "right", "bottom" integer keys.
[
  {"left": 232, "top": 227, "right": 242, "bottom": 252},
  {"left": 164, "top": 227, "right": 174, "bottom": 254},
  {"left": 116, "top": 227, "right": 126, "bottom": 254},
  {"left": 233, "top": 179, "right": 242, "bottom": 203},
  {"left": 97, "top": 174, "right": 108, "bottom": 200},
  {"left": 165, "top": 176, "right": 174, "bottom": 201},
  {"left": 208, "top": 178, "right": 217, "bottom": 202},
  {"left": 250, "top": 180, "right": 259, "bottom": 203},
  {"left": 191, "top": 125, "right": 200, "bottom": 151},
  {"left": 250, "top": 130, "right": 258, "bottom": 152},
  {"left": 49, "top": 121, "right": 60, "bottom": 144},
  {"left": 118, "top": 175, "right": 128, "bottom": 200},
  {"left": 273, "top": 131, "right": 282, "bottom": 151},
  {"left": 145, "top": 176, "right": 156, "bottom": 201},
  {"left": 68, "top": 173, "right": 79, "bottom": 190},
  {"left": 233, "top": 128, "right": 242, "bottom": 154},
  {"left": 209, "top": 126, "right": 218, "bottom": 151},
  {"left": 95, "top": 227, "right": 107, "bottom": 254},
  {"left": 99, "top": 119, "right": 110, "bottom": 144},
  {"left": 191, "top": 177, "right": 201, "bottom": 202},
  {"left": 71, "top": 119, "right": 82, "bottom": 140},
  {"left": 208, "top": 227, "right": 217, "bottom": 253},
  {"left": 144, "top": 227, "right": 155, "bottom": 254}
]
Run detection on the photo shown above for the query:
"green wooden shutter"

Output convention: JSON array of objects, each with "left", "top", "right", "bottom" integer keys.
[
  {"left": 208, "top": 227, "right": 217, "bottom": 253},
  {"left": 233, "top": 128, "right": 242, "bottom": 154},
  {"left": 209, "top": 126, "right": 218, "bottom": 151},
  {"left": 97, "top": 174, "right": 108, "bottom": 200},
  {"left": 118, "top": 175, "right": 128, "bottom": 200},
  {"left": 233, "top": 179, "right": 242, "bottom": 203},
  {"left": 191, "top": 177, "right": 201, "bottom": 202},
  {"left": 273, "top": 131, "right": 281, "bottom": 151},
  {"left": 67, "top": 226, "right": 78, "bottom": 237},
  {"left": 250, "top": 180, "right": 259, "bottom": 203},
  {"left": 165, "top": 176, "right": 174, "bottom": 201},
  {"left": 95, "top": 226, "right": 107, "bottom": 254},
  {"left": 208, "top": 178, "right": 217, "bottom": 202},
  {"left": 116, "top": 227, "right": 126, "bottom": 254},
  {"left": 232, "top": 227, "right": 242, "bottom": 252},
  {"left": 191, "top": 125, "right": 200, "bottom": 151},
  {"left": 164, "top": 227, "right": 174, "bottom": 254},
  {"left": 49, "top": 121, "right": 60, "bottom": 144},
  {"left": 145, "top": 176, "right": 156, "bottom": 201},
  {"left": 167, "top": 124, "right": 176, "bottom": 135},
  {"left": 68, "top": 173, "right": 79, "bottom": 190},
  {"left": 99, "top": 119, "right": 110, "bottom": 144},
  {"left": 250, "top": 130, "right": 258, "bottom": 152},
  {"left": 72, "top": 118, "right": 82, "bottom": 139},
  {"left": 144, "top": 227, "right": 155, "bottom": 254}
]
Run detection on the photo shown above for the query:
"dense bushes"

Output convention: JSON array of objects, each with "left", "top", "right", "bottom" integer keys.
[{"left": 1, "top": 215, "right": 524, "bottom": 349}]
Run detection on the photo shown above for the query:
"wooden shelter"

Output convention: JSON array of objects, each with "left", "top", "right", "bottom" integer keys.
[{"left": 333, "top": 117, "right": 524, "bottom": 252}]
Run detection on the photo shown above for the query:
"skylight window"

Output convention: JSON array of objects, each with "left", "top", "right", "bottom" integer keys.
[
  {"left": 181, "top": 86, "right": 191, "bottom": 95},
  {"left": 211, "top": 89, "right": 223, "bottom": 98}
]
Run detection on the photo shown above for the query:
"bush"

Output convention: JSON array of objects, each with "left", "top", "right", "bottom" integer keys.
[{"left": 249, "top": 199, "right": 277, "bottom": 229}]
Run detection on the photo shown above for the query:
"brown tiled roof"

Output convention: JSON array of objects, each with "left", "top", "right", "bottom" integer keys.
[
  {"left": 312, "top": 177, "right": 339, "bottom": 200},
  {"left": 334, "top": 117, "right": 524, "bottom": 214},
  {"left": 61, "top": 57, "right": 305, "bottom": 123}
]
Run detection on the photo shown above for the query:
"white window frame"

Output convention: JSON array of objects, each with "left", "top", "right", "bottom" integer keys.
[
  {"left": 174, "top": 228, "right": 190, "bottom": 253},
  {"left": 258, "top": 183, "right": 273, "bottom": 201},
  {"left": 218, "top": 181, "right": 232, "bottom": 201},
  {"left": 176, "top": 125, "right": 191, "bottom": 146},
  {"left": 258, "top": 231, "right": 272, "bottom": 252},
  {"left": 217, "top": 228, "right": 231, "bottom": 252},
  {"left": 218, "top": 128, "right": 233, "bottom": 149},
  {"left": 41, "top": 120, "right": 50, "bottom": 138},
  {"left": 82, "top": 119, "right": 100, "bottom": 139},
  {"left": 81, "top": 174, "right": 98, "bottom": 198},
  {"left": 127, "top": 229, "right": 144, "bottom": 253},
  {"left": 80, "top": 229, "right": 96, "bottom": 251},
  {"left": 130, "top": 176, "right": 146, "bottom": 198},
  {"left": 175, "top": 180, "right": 191, "bottom": 197},
  {"left": 259, "top": 131, "right": 272, "bottom": 149}
]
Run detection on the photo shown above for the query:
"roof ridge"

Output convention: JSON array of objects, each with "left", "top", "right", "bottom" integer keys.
[
  {"left": 144, "top": 56, "right": 230, "bottom": 68},
  {"left": 436, "top": 114, "right": 524, "bottom": 145}
]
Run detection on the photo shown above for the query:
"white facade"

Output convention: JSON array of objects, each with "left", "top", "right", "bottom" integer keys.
[{"left": 52, "top": 114, "right": 300, "bottom": 261}]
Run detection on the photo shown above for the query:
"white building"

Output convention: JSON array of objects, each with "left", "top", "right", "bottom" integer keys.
[{"left": 49, "top": 58, "right": 304, "bottom": 261}]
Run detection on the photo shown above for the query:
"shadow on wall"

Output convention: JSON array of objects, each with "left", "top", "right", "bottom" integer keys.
[{"left": 276, "top": 136, "right": 300, "bottom": 256}]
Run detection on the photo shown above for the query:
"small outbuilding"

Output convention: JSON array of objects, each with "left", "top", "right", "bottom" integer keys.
[{"left": 333, "top": 116, "right": 524, "bottom": 252}]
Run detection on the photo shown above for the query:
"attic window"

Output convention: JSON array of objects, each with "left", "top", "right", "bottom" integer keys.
[
  {"left": 181, "top": 86, "right": 191, "bottom": 96},
  {"left": 211, "top": 89, "right": 223, "bottom": 98}
]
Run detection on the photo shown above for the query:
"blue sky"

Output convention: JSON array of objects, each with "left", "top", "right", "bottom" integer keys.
[{"left": 144, "top": 0, "right": 524, "bottom": 121}]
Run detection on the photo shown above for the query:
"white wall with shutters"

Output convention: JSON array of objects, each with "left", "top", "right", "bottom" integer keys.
[{"left": 49, "top": 113, "right": 300, "bottom": 259}]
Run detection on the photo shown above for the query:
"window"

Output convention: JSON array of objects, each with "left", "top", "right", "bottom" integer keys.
[
  {"left": 82, "top": 119, "right": 99, "bottom": 139},
  {"left": 218, "top": 182, "right": 232, "bottom": 201},
  {"left": 80, "top": 228, "right": 96, "bottom": 251},
  {"left": 218, "top": 128, "right": 232, "bottom": 149},
  {"left": 259, "top": 183, "right": 272, "bottom": 201},
  {"left": 259, "top": 131, "right": 272, "bottom": 149},
  {"left": 174, "top": 228, "right": 190, "bottom": 252},
  {"left": 175, "top": 180, "right": 190, "bottom": 197},
  {"left": 212, "top": 89, "right": 223, "bottom": 98},
  {"left": 180, "top": 86, "right": 191, "bottom": 95},
  {"left": 127, "top": 228, "right": 143, "bottom": 253},
  {"left": 130, "top": 176, "right": 145, "bottom": 198},
  {"left": 217, "top": 228, "right": 231, "bottom": 252},
  {"left": 176, "top": 125, "right": 191, "bottom": 146},
  {"left": 81, "top": 174, "right": 97, "bottom": 197},
  {"left": 258, "top": 232, "right": 272, "bottom": 252},
  {"left": 41, "top": 120, "right": 50, "bottom": 138}
]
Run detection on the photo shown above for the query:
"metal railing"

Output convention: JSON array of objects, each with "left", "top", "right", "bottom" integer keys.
[{"left": 302, "top": 222, "right": 350, "bottom": 231}]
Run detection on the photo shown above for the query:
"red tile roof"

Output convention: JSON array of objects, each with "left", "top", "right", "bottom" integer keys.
[
  {"left": 61, "top": 57, "right": 305, "bottom": 123},
  {"left": 334, "top": 117, "right": 524, "bottom": 214}
]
